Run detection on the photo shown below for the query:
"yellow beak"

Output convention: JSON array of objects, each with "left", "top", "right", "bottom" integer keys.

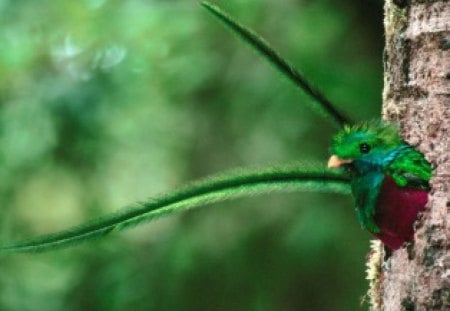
[{"left": 327, "top": 155, "right": 353, "bottom": 168}]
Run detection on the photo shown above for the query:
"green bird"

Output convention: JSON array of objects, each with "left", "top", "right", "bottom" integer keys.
[
  {"left": 0, "top": 3, "right": 435, "bottom": 254},
  {"left": 328, "top": 122, "right": 432, "bottom": 249},
  {"left": 199, "top": 3, "right": 434, "bottom": 250}
]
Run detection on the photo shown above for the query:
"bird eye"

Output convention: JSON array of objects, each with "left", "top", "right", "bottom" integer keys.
[{"left": 359, "top": 143, "right": 371, "bottom": 154}]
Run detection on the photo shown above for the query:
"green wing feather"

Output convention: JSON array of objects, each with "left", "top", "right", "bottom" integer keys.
[
  {"left": 351, "top": 172, "right": 384, "bottom": 234},
  {"left": 386, "top": 147, "right": 432, "bottom": 189},
  {"left": 0, "top": 165, "right": 350, "bottom": 253}
]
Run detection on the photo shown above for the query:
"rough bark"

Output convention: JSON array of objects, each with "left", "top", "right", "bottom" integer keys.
[{"left": 372, "top": 1, "right": 450, "bottom": 310}]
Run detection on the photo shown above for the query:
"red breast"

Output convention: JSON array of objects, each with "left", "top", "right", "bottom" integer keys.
[{"left": 373, "top": 176, "right": 428, "bottom": 250}]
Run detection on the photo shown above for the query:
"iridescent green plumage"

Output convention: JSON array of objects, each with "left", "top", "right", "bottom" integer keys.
[{"left": 329, "top": 122, "right": 432, "bottom": 248}]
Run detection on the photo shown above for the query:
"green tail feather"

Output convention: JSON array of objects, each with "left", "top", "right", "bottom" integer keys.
[
  {"left": 0, "top": 165, "right": 350, "bottom": 253},
  {"left": 201, "top": 1, "right": 352, "bottom": 128}
]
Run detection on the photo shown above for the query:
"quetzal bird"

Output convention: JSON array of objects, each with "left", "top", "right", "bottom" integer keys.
[
  {"left": 0, "top": 3, "right": 435, "bottom": 254},
  {"left": 199, "top": 2, "right": 434, "bottom": 251},
  {"left": 328, "top": 122, "right": 432, "bottom": 250}
]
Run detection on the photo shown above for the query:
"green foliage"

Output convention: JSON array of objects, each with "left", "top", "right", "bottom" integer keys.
[{"left": 0, "top": 0, "right": 382, "bottom": 310}]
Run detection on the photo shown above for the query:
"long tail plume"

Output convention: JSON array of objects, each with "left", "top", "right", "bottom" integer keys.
[
  {"left": 0, "top": 166, "right": 349, "bottom": 253},
  {"left": 201, "top": 1, "right": 352, "bottom": 128}
]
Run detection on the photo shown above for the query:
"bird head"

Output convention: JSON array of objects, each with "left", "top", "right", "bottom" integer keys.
[{"left": 328, "top": 122, "right": 403, "bottom": 171}]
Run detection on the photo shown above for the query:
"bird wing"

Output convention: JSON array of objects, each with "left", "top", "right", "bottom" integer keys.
[
  {"left": 352, "top": 171, "right": 384, "bottom": 234},
  {"left": 386, "top": 147, "right": 432, "bottom": 190}
]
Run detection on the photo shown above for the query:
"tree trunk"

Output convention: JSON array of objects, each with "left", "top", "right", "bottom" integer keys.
[{"left": 368, "top": 1, "right": 450, "bottom": 310}]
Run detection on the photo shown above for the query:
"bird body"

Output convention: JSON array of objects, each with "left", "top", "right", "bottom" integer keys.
[
  {"left": 373, "top": 176, "right": 428, "bottom": 249},
  {"left": 328, "top": 122, "right": 432, "bottom": 249}
]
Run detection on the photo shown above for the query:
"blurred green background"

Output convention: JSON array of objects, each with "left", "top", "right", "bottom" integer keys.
[{"left": 0, "top": 0, "right": 384, "bottom": 310}]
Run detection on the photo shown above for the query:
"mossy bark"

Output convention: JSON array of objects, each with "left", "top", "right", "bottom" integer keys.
[{"left": 375, "top": 0, "right": 449, "bottom": 310}]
